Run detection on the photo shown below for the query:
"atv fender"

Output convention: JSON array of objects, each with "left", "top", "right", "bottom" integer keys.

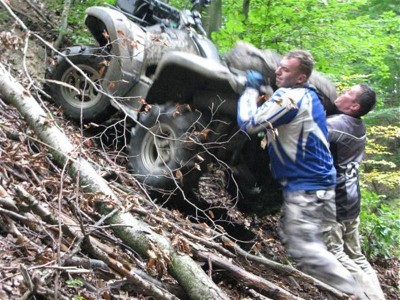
[
  {"left": 145, "top": 51, "right": 246, "bottom": 114},
  {"left": 85, "top": 6, "right": 147, "bottom": 96}
]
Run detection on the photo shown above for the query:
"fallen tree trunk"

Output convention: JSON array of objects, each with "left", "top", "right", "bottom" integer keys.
[
  {"left": 194, "top": 250, "right": 304, "bottom": 300},
  {"left": 0, "top": 62, "right": 229, "bottom": 300},
  {"left": 15, "top": 185, "right": 183, "bottom": 300},
  {"left": 221, "top": 236, "right": 350, "bottom": 299}
]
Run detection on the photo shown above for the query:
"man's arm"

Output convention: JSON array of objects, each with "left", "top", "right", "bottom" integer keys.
[
  {"left": 327, "top": 115, "right": 345, "bottom": 144},
  {"left": 237, "top": 87, "right": 300, "bottom": 134}
]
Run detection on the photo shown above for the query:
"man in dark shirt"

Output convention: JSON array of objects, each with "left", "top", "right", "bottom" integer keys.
[{"left": 325, "top": 84, "right": 385, "bottom": 300}]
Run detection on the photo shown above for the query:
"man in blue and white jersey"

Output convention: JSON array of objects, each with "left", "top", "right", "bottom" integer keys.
[{"left": 237, "top": 50, "right": 365, "bottom": 299}]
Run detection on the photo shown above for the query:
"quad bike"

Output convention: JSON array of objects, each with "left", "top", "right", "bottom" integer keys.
[
  {"left": 46, "top": 0, "right": 218, "bottom": 123},
  {"left": 45, "top": 0, "right": 338, "bottom": 207}
]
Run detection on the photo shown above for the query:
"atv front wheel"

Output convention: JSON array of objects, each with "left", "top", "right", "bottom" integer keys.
[
  {"left": 128, "top": 103, "right": 203, "bottom": 192},
  {"left": 46, "top": 46, "right": 115, "bottom": 123}
]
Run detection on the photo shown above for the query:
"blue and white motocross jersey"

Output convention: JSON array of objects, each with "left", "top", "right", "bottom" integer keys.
[{"left": 237, "top": 86, "right": 336, "bottom": 192}]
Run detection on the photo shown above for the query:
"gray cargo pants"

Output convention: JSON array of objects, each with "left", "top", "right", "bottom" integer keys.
[
  {"left": 323, "top": 217, "right": 386, "bottom": 300},
  {"left": 279, "top": 189, "right": 366, "bottom": 299}
]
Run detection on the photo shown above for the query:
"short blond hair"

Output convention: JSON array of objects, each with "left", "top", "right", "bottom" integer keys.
[{"left": 285, "top": 50, "right": 314, "bottom": 79}]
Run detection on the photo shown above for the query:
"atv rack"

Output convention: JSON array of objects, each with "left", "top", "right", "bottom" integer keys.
[{"left": 114, "top": 0, "right": 181, "bottom": 27}]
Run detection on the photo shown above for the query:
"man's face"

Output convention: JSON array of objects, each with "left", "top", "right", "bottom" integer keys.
[
  {"left": 334, "top": 85, "right": 361, "bottom": 115},
  {"left": 275, "top": 57, "right": 307, "bottom": 88}
]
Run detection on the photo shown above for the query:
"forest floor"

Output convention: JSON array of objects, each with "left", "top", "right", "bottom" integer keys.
[{"left": 0, "top": 1, "right": 399, "bottom": 299}]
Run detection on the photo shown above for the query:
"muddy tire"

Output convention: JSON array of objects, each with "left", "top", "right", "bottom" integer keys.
[
  {"left": 128, "top": 103, "right": 203, "bottom": 192},
  {"left": 46, "top": 46, "right": 115, "bottom": 123}
]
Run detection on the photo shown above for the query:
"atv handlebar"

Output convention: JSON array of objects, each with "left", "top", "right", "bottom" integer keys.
[
  {"left": 115, "top": 0, "right": 180, "bottom": 26},
  {"left": 115, "top": 0, "right": 210, "bottom": 34},
  {"left": 190, "top": 0, "right": 211, "bottom": 11}
]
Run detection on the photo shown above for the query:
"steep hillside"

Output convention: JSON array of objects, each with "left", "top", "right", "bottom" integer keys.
[{"left": 0, "top": 1, "right": 398, "bottom": 299}]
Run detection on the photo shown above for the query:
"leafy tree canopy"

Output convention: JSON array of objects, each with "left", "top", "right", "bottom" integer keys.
[{"left": 212, "top": 0, "right": 399, "bottom": 107}]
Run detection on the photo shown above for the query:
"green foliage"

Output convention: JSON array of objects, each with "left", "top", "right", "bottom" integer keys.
[
  {"left": 168, "top": 0, "right": 191, "bottom": 9},
  {"left": 66, "top": 278, "right": 85, "bottom": 299},
  {"left": 364, "top": 107, "right": 400, "bottom": 127},
  {"left": 0, "top": 6, "right": 11, "bottom": 25},
  {"left": 359, "top": 190, "right": 400, "bottom": 259},
  {"left": 213, "top": 0, "right": 400, "bottom": 108},
  {"left": 363, "top": 169, "right": 400, "bottom": 191},
  {"left": 362, "top": 121, "right": 399, "bottom": 204},
  {"left": 364, "top": 124, "right": 399, "bottom": 168},
  {"left": 361, "top": 0, "right": 400, "bottom": 18},
  {"left": 359, "top": 121, "right": 399, "bottom": 259},
  {"left": 47, "top": 0, "right": 116, "bottom": 45},
  {"left": 66, "top": 278, "right": 84, "bottom": 287}
]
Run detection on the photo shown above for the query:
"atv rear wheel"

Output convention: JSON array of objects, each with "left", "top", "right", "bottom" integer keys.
[
  {"left": 46, "top": 46, "right": 115, "bottom": 123},
  {"left": 128, "top": 103, "right": 203, "bottom": 192}
]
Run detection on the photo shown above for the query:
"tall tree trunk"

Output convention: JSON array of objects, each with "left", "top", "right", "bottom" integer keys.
[
  {"left": 243, "top": 0, "right": 250, "bottom": 19},
  {"left": 53, "top": 0, "right": 71, "bottom": 50},
  {"left": 202, "top": 0, "right": 222, "bottom": 38}
]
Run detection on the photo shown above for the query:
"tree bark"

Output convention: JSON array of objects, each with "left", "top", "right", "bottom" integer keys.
[
  {"left": 53, "top": 0, "right": 71, "bottom": 50},
  {"left": 202, "top": 0, "right": 222, "bottom": 38},
  {"left": 194, "top": 250, "right": 304, "bottom": 300},
  {"left": 15, "top": 185, "right": 183, "bottom": 300},
  {"left": 0, "top": 62, "right": 229, "bottom": 300}
]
